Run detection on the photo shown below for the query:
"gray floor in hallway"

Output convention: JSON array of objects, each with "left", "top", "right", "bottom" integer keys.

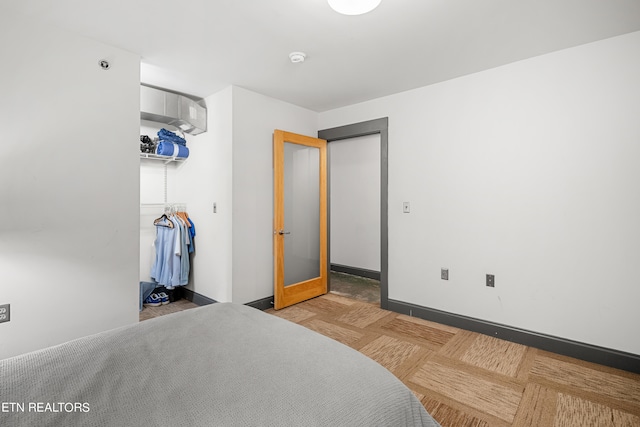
[{"left": 329, "top": 271, "right": 380, "bottom": 304}]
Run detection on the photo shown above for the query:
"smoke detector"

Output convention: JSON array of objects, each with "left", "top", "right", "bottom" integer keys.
[
  {"left": 328, "top": 0, "right": 381, "bottom": 15},
  {"left": 289, "top": 52, "right": 306, "bottom": 63}
]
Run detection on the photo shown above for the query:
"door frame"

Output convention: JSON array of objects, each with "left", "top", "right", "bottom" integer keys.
[{"left": 318, "top": 117, "right": 389, "bottom": 309}]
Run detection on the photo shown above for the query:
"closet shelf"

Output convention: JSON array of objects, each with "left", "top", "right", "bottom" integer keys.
[{"left": 139, "top": 153, "right": 186, "bottom": 164}]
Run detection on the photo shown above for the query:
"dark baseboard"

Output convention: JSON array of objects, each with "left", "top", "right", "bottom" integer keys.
[
  {"left": 181, "top": 288, "right": 217, "bottom": 306},
  {"left": 181, "top": 285, "right": 640, "bottom": 373},
  {"left": 388, "top": 299, "right": 640, "bottom": 374},
  {"left": 245, "top": 296, "right": 274, "bottom": 311},
  {"left": 330, "top": 264, "right": 381, "bottom": 281},
  {"left": 183, "top": 289, "right": 273, "bottom": 311},
  {"left": 182, "top": 286, "right": 640, "bottom": 373}
]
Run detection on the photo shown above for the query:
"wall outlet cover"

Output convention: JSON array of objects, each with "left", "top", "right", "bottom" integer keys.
[
  {"left": 0, "top": 304, "right": 10, "bottom": 323},
  {"left": 441, "top": 268, "right": 449, "bottom": 280},
  {"left": 486, "top": 274, "right": 495, "bottom": 287}
]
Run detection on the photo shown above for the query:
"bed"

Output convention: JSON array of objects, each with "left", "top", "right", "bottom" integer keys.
[{"left": 1, "top": 302, "right": 440, "bottom": 426}]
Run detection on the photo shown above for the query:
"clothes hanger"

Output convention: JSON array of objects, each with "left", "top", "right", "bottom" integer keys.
[
  {"left": 153, "top": 213, "right": 174, "bottom": 228},
  {"left": 177, "top": 211, "right": 190, "bottom": 226}
]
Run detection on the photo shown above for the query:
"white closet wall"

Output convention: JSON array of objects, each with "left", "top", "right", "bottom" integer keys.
[{"left": 167, "top": 87, "right": 233, "bottom": 303}]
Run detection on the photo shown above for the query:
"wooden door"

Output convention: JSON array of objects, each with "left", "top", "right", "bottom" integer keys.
[{"left": 273, "top": 130, "right": 327, "bottom": 309}]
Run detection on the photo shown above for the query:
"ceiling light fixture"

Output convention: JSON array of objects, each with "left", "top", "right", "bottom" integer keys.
[
  {"left": 328, "top": 0, "right": 381, "bottom": 15},
  {"left": 289, "top": 52, "right": 306, "bottom": 63}
]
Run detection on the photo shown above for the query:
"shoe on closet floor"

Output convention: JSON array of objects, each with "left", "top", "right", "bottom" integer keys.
[
  {"left": 157, "top": 292, "right": 170, "bottom": 305},
  {"left": 143, "top": 293, "right": 162, "bottom": 307}
]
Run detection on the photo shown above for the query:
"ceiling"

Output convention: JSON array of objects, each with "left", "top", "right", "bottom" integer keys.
[{"left": 3, "top": 0, "right": 640, "bottom": 111}]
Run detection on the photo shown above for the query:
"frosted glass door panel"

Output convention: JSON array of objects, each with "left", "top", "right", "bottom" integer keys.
[{"left": 283, "top": 142, "right": 320, "bottom": 286}]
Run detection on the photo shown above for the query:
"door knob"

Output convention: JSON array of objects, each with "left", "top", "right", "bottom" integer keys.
[{"left": 278, "top": 229, "right": 291, "bottom": 235}]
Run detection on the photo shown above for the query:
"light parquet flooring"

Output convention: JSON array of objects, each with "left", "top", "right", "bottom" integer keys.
[{"left": 266, "top": 294, "right": 640, "bottom": 427}]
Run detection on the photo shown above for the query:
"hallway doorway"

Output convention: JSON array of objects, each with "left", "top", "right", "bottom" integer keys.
[{"left": 318, "top": 117, "right": 389, "bottom": 308}]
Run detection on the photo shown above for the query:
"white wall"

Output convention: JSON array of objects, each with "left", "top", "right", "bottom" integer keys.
[
  {"left": 0, "top": 15, "right": 140, "bottom": 359},
  {"left": 231, "top": 87, "right": 318, "bottom": 304},
  {"left": 329, "top": 134, "right": 381, "bottom": 272},
  {"left": 319, "top": 31, "right": 640, "bottom": 355},
  {"left": 173, "top": 87, "right": 234, "bottom": 302}
]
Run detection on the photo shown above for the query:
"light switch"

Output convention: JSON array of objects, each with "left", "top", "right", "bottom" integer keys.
[{"left": 403, "top": 202, "right": 410, "bottom": 213}]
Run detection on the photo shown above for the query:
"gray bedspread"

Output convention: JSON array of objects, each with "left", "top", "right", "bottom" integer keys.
[{"left": 1, "top": 303, "right": 440, "bottom": 426}]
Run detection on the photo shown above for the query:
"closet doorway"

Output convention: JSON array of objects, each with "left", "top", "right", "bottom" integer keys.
[{"left": 319, "top": 118, "right": 389, "bottom": 309}]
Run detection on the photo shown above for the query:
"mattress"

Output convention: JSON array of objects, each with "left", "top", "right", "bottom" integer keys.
[{"left": 0, "top": 302, "right": 440, "bottom": 426}]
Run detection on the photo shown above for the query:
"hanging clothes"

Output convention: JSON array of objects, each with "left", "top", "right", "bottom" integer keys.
[
  {"left": 187, "top": 217, "right": 196, "bottom": 253},
  {"left": 150, "top": 206, "right": 195, "bottom": 289},
  {"left": 173, "top": 213, "right": 190, "bottom": 286}
]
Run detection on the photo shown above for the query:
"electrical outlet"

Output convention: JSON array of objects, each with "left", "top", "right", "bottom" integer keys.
[
  {"left": 0, "top": 304, "right": 10, "bottom": 323},
  {"left": 441, "top": 268, "right": 449, "bottom": 280},
  {"left": 486, "top": 274, "right": 495, "bottom": 287}
]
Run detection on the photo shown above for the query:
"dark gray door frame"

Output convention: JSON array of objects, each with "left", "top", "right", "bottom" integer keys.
[{"left": 318, "top": 117, "right": 389, "bottom": 309}]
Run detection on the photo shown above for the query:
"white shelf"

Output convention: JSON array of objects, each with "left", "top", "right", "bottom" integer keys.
[{"left": 139, "top": 152, "right": 186, "bottom": 164}]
